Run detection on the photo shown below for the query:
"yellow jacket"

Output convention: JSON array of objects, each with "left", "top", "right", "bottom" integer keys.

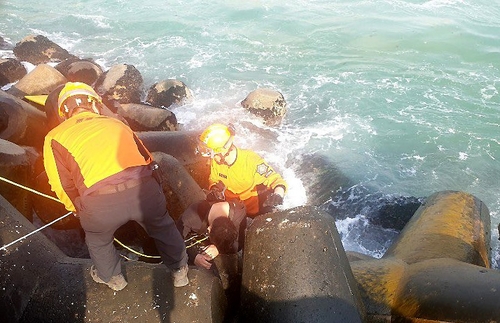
[
  {"left": 209, "top": 147, "right": 287, "bottom": 216},
  {"left": 43, "top": 111, "right": 152, "bottom": 212}
]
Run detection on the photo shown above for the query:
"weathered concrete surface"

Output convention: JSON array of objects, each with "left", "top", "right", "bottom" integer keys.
[
  {"left": 351, "top": 190, "right": 499, "bottom": 322},
  {"left": 138, "top": 130, "right": 210, "bottom": 189},
  {"left": 94, "top": 63, "right": 143, "bottom": 104},
  {"left": 13, "top": 35, "right": 76, "bottom": 65},
  {"left": 145, "top": 79, "right": 193, "bottom": 110},
  {"left": 0, "top": 90, "right": 48, "bottom": 148},
  {"left": 240, "top": 88, "right": 287, "bottom": 126},
  {"left": 0, "top": 194, "right": 227, "bottom": 323},
  {"left": 393, "top": 258, "right": 500, "bottom": 322},
  {"left": 240, "top": 206, "right": 366, "bottom": 323},
  {"left": 138, "top": 131, "right": 201, "bottom": 166},
  {"left": 384, "top": 190, "right": 490, "bottom": 267},
  {"left": 350, "top": 257, "right": 408, "bottom": 316},
  {"left": 118, "top": 103, "right": 178, "bottom": 132},
  {"left": 0, "top": 139, "right": 32, "bottom": 220},
  {"left": 152, "top": 151, "right": 205, "bottom": 221},
  {"left": 7, "top": 64, "right": 67, "bottom": 99}
]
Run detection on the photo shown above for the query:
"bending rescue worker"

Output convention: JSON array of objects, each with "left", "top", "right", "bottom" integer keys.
[{"left": 43, "top": 82, "right": 189, "bottom": 291}]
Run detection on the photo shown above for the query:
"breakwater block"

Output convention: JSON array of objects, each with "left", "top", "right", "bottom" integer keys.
[
  {"left": 0, "top": 194, "right": 227, "bottom": 323},
  {"left": 138, "top": 130, "right": 210, "bottom": 189},
  {"left": 394, "top": 258, "right": 500, "bottom": 322},
  {"left": 384, "top": 190, "right": 490, "bottom": 267},
  {"left": 0, "top": 139, "right": 32, "bottom": 220},
  {"left": 239, "top": 206, "right": 366, "bottom": 323},
  {"left": 0, "top": 90, "right": 48, "bottom": 148},
  {"left": 351, "top": 190, "right": 498, "bottom": 322},
  {"left": 137, "top": 130, "right": 201, "bottom": 165},
  {"left": 152, "top": 151, "right": 205, "bottom": 221}
]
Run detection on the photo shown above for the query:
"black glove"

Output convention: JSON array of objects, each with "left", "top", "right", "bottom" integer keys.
[
  {"left": 206, "top": 182, "right": 226, "bottom": 202},
  {"left": 263, "top": 193, "right": 284, "bottom": 208}
]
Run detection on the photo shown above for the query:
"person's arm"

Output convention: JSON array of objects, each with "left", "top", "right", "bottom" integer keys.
[
  {"left": 177, "top": 203, "right": 209, "bottom": 267},
  {"left": 248, "top": 151, "right": 287, "bottom": 209},
  {"left": 194, "top": 253, "right": 212, "bottom": 269},
  {"left": 43, "top": 136, "right": 79, "bottom": 212},
  {"left": 250, "top": 152, "right": 288, "bottom": 196},
  {"left": 194, "top": 244, "right": 219, "bottom": 269}
]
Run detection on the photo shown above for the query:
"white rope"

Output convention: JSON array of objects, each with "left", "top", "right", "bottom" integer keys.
[
  {"left": 0, "top": 176, "right": 60, "bottom": 203},
  {"left": 0, "top": 211, "right": 72, "bottom": 251},
  {"left": 0, "top": 175, "right": 204, "bottom": 254},
  {"left": 0, "top": 175, "right": 75, "bottom": 251}
]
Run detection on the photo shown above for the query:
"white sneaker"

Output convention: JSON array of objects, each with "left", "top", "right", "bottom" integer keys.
[
  {"left": 172, "top": 265, "right": 189, "bottom": 287},
  {"left": 90, "top": 265, "right": 127, "bottom": 291}
]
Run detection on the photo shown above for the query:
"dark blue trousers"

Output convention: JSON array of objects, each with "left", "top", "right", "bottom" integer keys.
[{"left": 79, "top": 176, "right": 187, "bottom": 282}]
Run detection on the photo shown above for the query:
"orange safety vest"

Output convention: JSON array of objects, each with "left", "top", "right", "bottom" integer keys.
[
  {"left": 43, "top": 111, "right": 152, "bottom": 212},
  {"left": 208, "top": 147, "right": 287, "bottom": 216}
]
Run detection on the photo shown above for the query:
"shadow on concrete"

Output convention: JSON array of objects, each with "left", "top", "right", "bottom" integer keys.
[
  {"left": 238, "top": 288, "right": 364, "bottom": 323},
  {"left": 1, "top": 193, "right": 225, "bottom": 323}
]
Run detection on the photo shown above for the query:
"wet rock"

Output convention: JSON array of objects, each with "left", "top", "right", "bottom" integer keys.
[
  {"left": 0, "top": 36, "right": 13, "bottom": 50},
  {"left": 0, "top": 58, "right": 27, "bottom": 87},
  {"left": 13, "top": 35, "right": 77, "bottom": 65},
  {"left": 328, "top": 185, "right": 422, "bottom": 231},
  {"left": 137, "top": 130, "right": 210, "bottom": 189},
  {"left": 146, "top": 79, "right": 193, "bottom": 109},
  {"left": 241, "top": 88, "right": 287, "bottom": 126},
  {"left": 94, "top": 63, "right": 143, "bottom": 104}
]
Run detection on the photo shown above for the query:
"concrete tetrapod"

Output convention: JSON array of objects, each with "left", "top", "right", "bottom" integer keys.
[
  {"left": 0, "top": 90, "right": 48, "bottom": 148},
  {"left": 0, "top": 194, "right": 227, "bottom": 323},
  {"left": 0, "top": 139, "right": 32, "bottom": 221},
  {"left": 350, "top": 190, "right": 500, "bottom": 322},
  {"left": 240, "top": 206, "right": 366, "bottom": 323}
]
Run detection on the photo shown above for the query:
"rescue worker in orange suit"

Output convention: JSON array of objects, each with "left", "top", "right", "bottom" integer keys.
[
  {"left": 198, "top": 123, "right": 288, "bottom": 218},
  {"left": 43, "top": 82, "right": 189, "bottom": 291}
]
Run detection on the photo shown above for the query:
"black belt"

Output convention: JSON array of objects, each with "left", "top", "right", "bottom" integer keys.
[{"left": 90, "top": 176, "right": 150, "bottom": 196}]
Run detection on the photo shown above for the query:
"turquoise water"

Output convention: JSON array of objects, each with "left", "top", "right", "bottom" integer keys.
[{"left": 2, "top": 0, "right": 500, "bottom": 265}]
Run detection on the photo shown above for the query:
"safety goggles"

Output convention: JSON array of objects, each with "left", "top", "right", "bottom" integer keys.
[{"left": 196, "top": 145, "right": 214, "bottom": 158}]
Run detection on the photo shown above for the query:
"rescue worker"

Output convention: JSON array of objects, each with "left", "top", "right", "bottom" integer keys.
[
  {"left": 198, "top": 123, "right": 287, "bottom": 218},
  {"left": 43, "top": 82, "right": 189, "bottom": 291},
  {"left": 44, "top": 83, "right": 127, "bottom": 130},
  {"left": 177, "top": 201, "right": 247, "bottom": 270}
]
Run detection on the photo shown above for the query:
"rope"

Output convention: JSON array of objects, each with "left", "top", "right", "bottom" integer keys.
[
  {"left": 0, "top": 211, "right": 72, "bottom": 251},
  {"left": 113, "top": 237, "right": 160, "bottom": 259},
  {"left": 0, "top": 176, "right": 60, "bottom": 203},
  {"left": 0, "top": 175, "right": 206, "bottom": 256},
  {"left": 186, "top": 236, "right": 209, "bottom": 249}
]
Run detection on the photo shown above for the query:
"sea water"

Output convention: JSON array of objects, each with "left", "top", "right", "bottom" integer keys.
[{"left": 2, "top": 0, "right": 500, "bottom": 266}]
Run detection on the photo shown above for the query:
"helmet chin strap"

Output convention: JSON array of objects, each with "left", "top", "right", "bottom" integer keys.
[
  {"left": 216, "top": 144, "right": 235, "bottom": 166},
  {"left": 90, "top": 100, "right": 101, "bottom": 114},
  {"left": 63, "top": 97, "right": 101, "bottom": 118}
]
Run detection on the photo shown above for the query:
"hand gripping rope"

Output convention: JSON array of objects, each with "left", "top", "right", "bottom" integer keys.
[{"left": 0, "top": 176, "right": 208, "bottom": 256}]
